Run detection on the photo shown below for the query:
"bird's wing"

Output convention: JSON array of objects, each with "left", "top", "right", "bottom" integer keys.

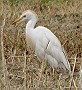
[
  {"left": 44, "top": 31, "right": 70, "bottom": 70},
  {"left": 35, "top": 26, "right": 70, "bottom": 71},
  {"left": 34, "top": 26, "right": 70, "bottom": 71}
]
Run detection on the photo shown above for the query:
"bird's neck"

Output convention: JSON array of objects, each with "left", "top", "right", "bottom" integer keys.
[{"left": 26, "top": 18, "right": 37, "bottom": 30}]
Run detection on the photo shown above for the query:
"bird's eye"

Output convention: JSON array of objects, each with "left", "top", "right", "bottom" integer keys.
[{"left": 23, "top": 15, "right": 26, "bottom": 17}]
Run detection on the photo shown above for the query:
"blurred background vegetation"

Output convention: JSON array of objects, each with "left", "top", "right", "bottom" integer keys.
[{"left": 8, "top": 0, "right": 73, "bottom": 4}]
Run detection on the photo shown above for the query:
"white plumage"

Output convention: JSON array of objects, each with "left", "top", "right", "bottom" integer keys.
[{"left": 13, "top": 10, "right": 71, "bottom": 72}]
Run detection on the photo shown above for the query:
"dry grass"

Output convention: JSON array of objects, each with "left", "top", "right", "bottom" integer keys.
[{"left": 0, "top": 0, "right": 82, "bottom": 90}]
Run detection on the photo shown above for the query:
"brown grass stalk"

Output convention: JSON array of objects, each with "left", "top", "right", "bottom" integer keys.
[
  {"left": 23, "top": 50, "right": 27, "bottom": 90},
  {"left": 58, "top": 73, "right": 63, "bottom": 90},
  {"left": 79, "top": 64, "right": 82, "bottom": 90},
  {"left": 1, "top": 17, "right": 8, "bottom": 90},
  {"left": 69, "top": 54, "right": 78, "bottom": 90}
]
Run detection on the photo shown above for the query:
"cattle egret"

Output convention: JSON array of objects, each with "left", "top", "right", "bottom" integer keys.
[{"left": 12, "top": 10, "right": 71, "bottom": 75}]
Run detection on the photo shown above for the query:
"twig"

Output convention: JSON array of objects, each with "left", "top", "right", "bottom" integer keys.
[
  {"left": 58, "top": 73, "right": 63, "bottom": 90},
  {"left": 1, "top": 16, "right": 10, "bottom": 90},
  {"left": 73, "top": 79, "right": 78, "bottom": 90},
  {"left": 17, "top": 85, "right": 25, "bottom": 90},
  {"left": 62, "top": 40, "right": 68, "bottom": 47},
  {"left": 79, "top": 64, "right": 82, "bottom": 89},
  {"left": 23, "top": 50, "right": 27, "bottom": 90},
  {"left": 1, "top": 16, "right": 7, "bottom": 90},
  {"left": 68, "top": 58, "right": 82, "bottom": 60},
  {"left": 69, "top": 54, "right": 78, "bottom": 90},
  {"left": 11, "top": 55, "right": 29, "bottom": 58},
  {"left": 9, "top": 73, "right": 24, "bottom": 79}
]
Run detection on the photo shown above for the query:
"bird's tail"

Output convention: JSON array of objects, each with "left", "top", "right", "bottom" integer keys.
[{"left": 62, "top": 47, "right": 71, "bottom": 73}]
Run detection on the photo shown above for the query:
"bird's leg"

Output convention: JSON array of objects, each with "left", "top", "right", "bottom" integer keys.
[
  {"left": 36, "top": 60, "right": 47, "bottom": 81},
  {"left": 52, "top": 68, "right": 55, "bottom": 77},
  {"left": 38, "top": 60, "right": 48, "bottom": 87},
  {"left": 37, "top": 61, "right": 44, "bottom": 87},
  {"left": 39, "top": 61, "right": 44, "bottom": 80}
]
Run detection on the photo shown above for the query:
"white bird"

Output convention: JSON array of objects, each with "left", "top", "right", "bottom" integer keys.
[{"left": 12, "top": 10, "right": 71, "bottom": 74}]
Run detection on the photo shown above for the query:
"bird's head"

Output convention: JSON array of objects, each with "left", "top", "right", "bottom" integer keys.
[{"left": 12, "top": 10, "right": 38, "bottom": 25}]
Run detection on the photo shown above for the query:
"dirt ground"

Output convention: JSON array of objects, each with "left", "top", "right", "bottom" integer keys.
[{"left": 0, "top": 0, "right": 82, "bottom": 90}]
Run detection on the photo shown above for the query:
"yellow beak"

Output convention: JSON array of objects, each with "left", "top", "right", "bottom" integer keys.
[{"left": 12, "top": 17, "right": 22, "bottom": 25}]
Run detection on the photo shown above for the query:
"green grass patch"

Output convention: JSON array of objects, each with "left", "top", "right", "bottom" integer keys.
[
  {"left": 8, "top": 0, "right": 20, "bottom": 4},
  {"left": 41, "top": 0, "right": 53, "bottom": 3},
  {"left": 56, "top": 0, "right": 73, "bottom": 3}
]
